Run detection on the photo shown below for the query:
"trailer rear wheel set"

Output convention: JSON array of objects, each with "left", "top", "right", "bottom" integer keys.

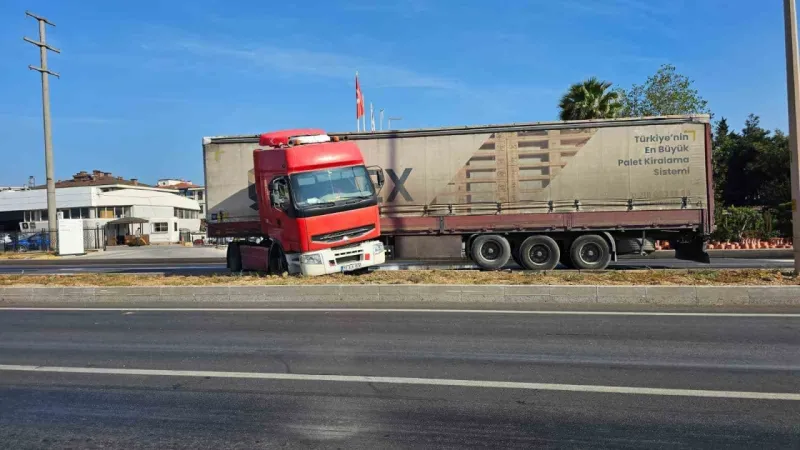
[{"left": 469, "top": 233, "right": 614, "bottom": 271}]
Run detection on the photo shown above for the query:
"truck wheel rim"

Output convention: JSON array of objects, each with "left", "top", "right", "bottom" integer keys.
[
  {"left": 580, "top": 243, "right": 601, "bottom": 264},
  {"left": 481, "top": 242, "right": 501, "bottom": 261},
  {"left": 529, "top": 245, "right": 550, "bottom": 265}
]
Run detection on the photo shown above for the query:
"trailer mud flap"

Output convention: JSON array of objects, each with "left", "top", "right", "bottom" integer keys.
[{"left": 673, "top": 239, "right": 710, "bottom": 264}]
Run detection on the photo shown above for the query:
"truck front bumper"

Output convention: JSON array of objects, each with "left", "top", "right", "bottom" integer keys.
[{"left": 297, "top": 240, "right": 386, "bottom": 276}]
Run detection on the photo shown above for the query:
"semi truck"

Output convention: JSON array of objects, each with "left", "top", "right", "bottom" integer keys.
[
  {"left": 204, "top": 115, "right": 714, "bottom": 271},
  {"left": 208, "top": 128, "right": 387, "bottom": 276}
]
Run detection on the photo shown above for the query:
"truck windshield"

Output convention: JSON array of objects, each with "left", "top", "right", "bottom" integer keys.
[{"left": 290, "top": 166, "right": 375, "bottom": 209}]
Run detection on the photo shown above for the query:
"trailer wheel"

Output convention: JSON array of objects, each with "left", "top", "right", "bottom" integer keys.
[
  {"left": 518, "top": 235, "right": 560, "bottom": 271},
  {"left": 227, "top": 243, "right": 242, "bottom": 272},
  {"left": 471, "top": 235, "right": 511, "bottom": 270},
  {"left": 569, "top": 234, "right": 611, "bottom": 270}
]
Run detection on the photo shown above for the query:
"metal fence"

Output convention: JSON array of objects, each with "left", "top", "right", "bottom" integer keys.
[{"left": 0, "top": 226, "right": 106, "bottom": 254}]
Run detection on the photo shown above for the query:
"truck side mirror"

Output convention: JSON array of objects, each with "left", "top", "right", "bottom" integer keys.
[
  {"left": 368, "top": 166, "right": 385, "bottom": 192},
  {"left": 376, "top": 169, "right": 385, "bottom": 190},
  {"left": 269, "top": 178, "right": 289, "bottom": 210}
]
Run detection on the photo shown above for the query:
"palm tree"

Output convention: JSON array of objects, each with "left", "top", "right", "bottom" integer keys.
[{"left": 558, "top": 77, "right": 621, "bottom": 121}]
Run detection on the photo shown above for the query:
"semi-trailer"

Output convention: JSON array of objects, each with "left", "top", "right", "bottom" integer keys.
[{"left": 204, "top": 115, "right": 713, "bottom": 271}]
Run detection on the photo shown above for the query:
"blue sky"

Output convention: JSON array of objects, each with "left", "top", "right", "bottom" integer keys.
[{"left": 0, "top": 0, "right": 793, "bottom": 186}]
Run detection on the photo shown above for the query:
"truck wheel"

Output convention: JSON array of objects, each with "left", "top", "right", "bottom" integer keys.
[
  {"left": 569, "top": 235, "right": 611, "bottom": 270},
  {"left": 518, "top": 235, "right": 560, "bottom": 271},
  {"left": 471, "top": 235, "right": 511, "bottom": 270},
  {"left": 227, "top": 243, "right": 242, "bottom": 272},
  {"left": 269, "top": 243, "right": 288, "bottom": 275},
  {"left": 615, "top": 237, "right": 656, "bottom": 255}
]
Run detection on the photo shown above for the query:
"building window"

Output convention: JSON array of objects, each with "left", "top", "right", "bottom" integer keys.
[
  {"left": 58, "top": 208, "right": 91, "bottom": 220},
  {"left": 153, "top": 222, "right": 168, "bottom": 233},
  {"left": 97, "top": 206, "right": 131, "bottom": 219},
  {"left": 23, "top": 210, "right": 45, "bottom": 222},
  {"left": 197, "top": 191, "right": 204, "bottom": 201},
  {"left": 174, "top": 222, "right": 178, "bottom": 232},
  {"left": 199, "top": 205, "right": 205, "bottom": 214},
  {"left": 174, "top": 207, "right": 199, "bottom": 219}
]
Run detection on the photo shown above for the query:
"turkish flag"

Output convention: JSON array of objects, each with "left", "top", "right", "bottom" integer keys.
[{"left": 355, "top": 74, "right": 365, "bottom": 119}]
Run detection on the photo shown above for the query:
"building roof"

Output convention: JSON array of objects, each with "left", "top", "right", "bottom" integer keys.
[
  {"left": 35, "top": 170, "right": 148, "bottom": 189},
  {"left": 159, "top": 182, "right": 202, "bottom": 190}
]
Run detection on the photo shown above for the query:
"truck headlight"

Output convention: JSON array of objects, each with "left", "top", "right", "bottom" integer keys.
[
  {"left": 300, "top": 253, "right": 323, "bottom": 265},
  {"left": 373, "top": 242, "right": 384, "bottom": 254}
]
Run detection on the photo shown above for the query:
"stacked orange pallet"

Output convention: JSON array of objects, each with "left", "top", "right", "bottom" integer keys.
[{"left": 655, "top": 239, "right": 794, "bottom": 250}]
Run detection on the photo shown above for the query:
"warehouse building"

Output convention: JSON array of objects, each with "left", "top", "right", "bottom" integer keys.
[{"left": 0, "top": 171, "right": 201, "bottom": 245}]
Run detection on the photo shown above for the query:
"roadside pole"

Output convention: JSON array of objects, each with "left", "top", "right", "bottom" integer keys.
[{"left": 24, "top": 11, "right": 59, "bottom": 251}]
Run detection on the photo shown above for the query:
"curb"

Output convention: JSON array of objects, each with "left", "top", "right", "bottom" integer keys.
[
  {"left": 1, "top": 285, "right": 798, "bottom": 307},
  {"left": 0, "top": 258, "right": 225, "bottom": 266}
]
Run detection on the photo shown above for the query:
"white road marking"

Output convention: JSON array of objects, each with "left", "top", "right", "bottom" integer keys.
[
  {"left": 0, "top": 307, "right": 798, "bottom": 317},
  {"left": 0, "top": 364, "right": 797, "bottom": 400}
]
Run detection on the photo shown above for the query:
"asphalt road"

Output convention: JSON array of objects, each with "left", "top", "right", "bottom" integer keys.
[
  {"left": 0, "top": 309, "right": 798, "bottom": 448},
  {"left": 0, "top": 257, "right": 793, "bottom": 275}
]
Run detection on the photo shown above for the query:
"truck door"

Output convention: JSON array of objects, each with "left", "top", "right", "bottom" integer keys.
[{"left": 264, "top": 176, "right": 300, "bottom": 251}]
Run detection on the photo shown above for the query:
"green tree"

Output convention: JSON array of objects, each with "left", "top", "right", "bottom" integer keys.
[
  {"left": 558, "top": 77, "right": 621, "bottom": 121},
  {"left": 711, "top": 118, "right": 733, "bottom": 204},
  {"left": 716, "top": 114, "right": 790, "bottom": 208},
  {"left": 617, "top": 64, "right": 711, "bottom": 117}
]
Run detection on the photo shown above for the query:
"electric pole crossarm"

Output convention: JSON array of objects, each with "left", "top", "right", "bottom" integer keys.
[
  {"left": 23, "top": 37, "right": 60, "bottom": 53},
  {"left": 25, "top": 11, "right": 55, "bottom": 26},
  {"left": 28, "top": 66, "right": 60, "bottom": 78}
]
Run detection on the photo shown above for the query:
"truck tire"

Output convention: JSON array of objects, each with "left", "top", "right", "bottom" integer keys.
[
  {"left": 227, "top": 243, "right": 242, "bottom": 272},
  {"left": 269, "top": 243, "right": 288, "bottom": 275},
  {"left": 471, "top": 235, "right": 511, "bottom": 270},
  {"left": 518, "top": 235, "right": 560, "bottom": 271},
  {"left": 569, "top": 234, "right": 611, "bottom": 270},
  {"left": 615, "top": 237, "right": 656, "bottom": 255}
]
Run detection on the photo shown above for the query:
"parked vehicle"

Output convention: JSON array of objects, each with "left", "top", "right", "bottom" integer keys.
[
  {"left": 203, "top": 115, "right": 713, "bottom": 271},
  {"left": 203, "top": 129, "right": 386, "bottom": 276},
  {"left": 13, "top": 232, "right": 52, "bottom": 252},
  {"left": 1, "top": 233, "right": 12, "bottom": 250}
]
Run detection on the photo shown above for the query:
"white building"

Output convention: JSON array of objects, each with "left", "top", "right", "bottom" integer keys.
[
  {"left": 157, "top": 178, "right": 206, "bottom": 216},
  {"left": 0, "top": 183, "right": 201, "bottom": 245}
]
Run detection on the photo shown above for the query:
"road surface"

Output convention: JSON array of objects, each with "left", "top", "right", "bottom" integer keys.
[
  {"left": 0, "top": 257, "right": 793, "bottom": 275},
  {"left": 0, "top": 307, "right": 798, "bottom": 448}
]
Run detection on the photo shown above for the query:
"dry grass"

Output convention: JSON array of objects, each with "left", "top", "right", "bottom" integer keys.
[
  {"left": 0, "top": 269, "right": 797, "bottom": 287},
  {"left": 0, "top": 252, "right": 58, "bottom": 260}
]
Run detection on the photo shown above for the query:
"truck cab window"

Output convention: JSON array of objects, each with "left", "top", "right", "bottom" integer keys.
[
  {"left": 290, "top": 166, "right": 374, "bottom": 209},
  {"left": 269, "top": 178, "right": 290, "bottom": 210}
]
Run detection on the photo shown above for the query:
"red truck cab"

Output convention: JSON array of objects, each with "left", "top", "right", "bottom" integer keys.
[{"left": 228, "top": 129, "right": 386, "bottom": 276}]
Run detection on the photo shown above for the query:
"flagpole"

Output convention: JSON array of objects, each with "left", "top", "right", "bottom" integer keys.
[{"left": 356, "top": 71, "right": 360, "bottom": 131}]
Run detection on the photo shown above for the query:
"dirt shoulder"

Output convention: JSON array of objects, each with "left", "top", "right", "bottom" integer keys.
[
  {"left": 0, "top": 252, "right": 58, "bottom": 260},
  {"left": 0, "top": 269, "right": 797, "bottom": 287}
]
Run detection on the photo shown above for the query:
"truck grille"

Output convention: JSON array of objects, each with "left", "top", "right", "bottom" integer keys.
[
  {"left": 330, "top": 245, "right": 365, "bottom": 266},
  {"left": 312, "top": 225, "right": 375, "bottom": 243}
]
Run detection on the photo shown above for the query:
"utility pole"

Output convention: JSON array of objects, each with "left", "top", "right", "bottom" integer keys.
[
  {"left": 24, "top": 11, "right": 59, "bottom": 251},
  {"left": 784, "top": 0, "right": 800, "bottom": 272},
  {"left": 379, "top": 109, "right": 384, "bottom": 131}
]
